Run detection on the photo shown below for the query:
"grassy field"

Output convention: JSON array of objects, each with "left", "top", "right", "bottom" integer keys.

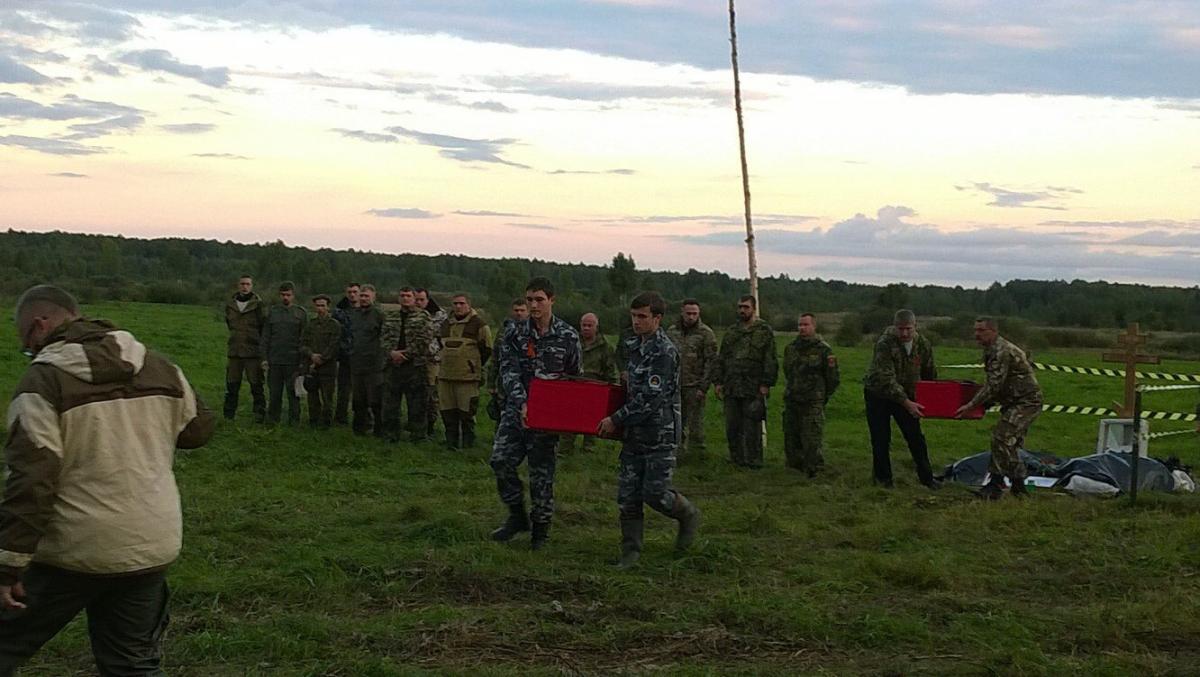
[{"left": 2, "top": 301, "right": 1199, "bottom": 676}]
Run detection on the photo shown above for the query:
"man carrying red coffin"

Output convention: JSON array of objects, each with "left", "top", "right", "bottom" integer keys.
[
  {"left": 599, "top": 292, "right": 701, "bottom": 570},
  {"left": 488, "top": 277, "right": 582, "bottom": 551},
  {"left": 956, "top": 316, "right": 1043, "bottom": 500}
]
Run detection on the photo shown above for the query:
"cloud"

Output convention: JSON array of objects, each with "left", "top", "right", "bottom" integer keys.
[
  {"left": 48, "top": 171, "right": 87, "bottom": 178},
  {"left": 192, "top": 152, "right": 250, "bottom": 160},
  {"left": 678, "top": 205, "right": 1200, "bottom": 284},
  {"left": 1038, "top": 219, "right": 1200, "bottom": 231},
  {"left": 508, "top": 222, "right": 560, "bottom": 231},
  {"left": 386, "top": 126, "right": 529, "bottom": 168},
  {"left": 366, "top": 207, "right": 439, "bottom": 219},
  {"left": 332, "top": 128, "right": 397, "bottom": 144},
  {"left": 479, "top": 74, "right": 729, "bottom": 105},
  {"left": 160, "top": 122, "right": 215, "bottom": 134},
  {"left": 65, "top": 113, "right": 144, "bottom": 139},
  {"left": 0, "top": 54, "right": 51, "bottom": 85},
  {"left": 119, "top": 49, "right": 230, "bottom": 88},
  {"left": 0, "top": 11, "right": 55, "bottom": 36},
  {"left": 956, "top": 182, "right": 1083, "bottom": 210},
  {"left": 0, "top": 134, "right": 105, "bottom": 155},
  {"left": 85, "top": 55, "right": 121, "bottom": 77},
  {"left": 454, "top": 210, "right": 530, "bottom": 217},
  {"left": 548, "top": 168, "right": 636, "bottom": 176},
  {"left": 425, "top": 92, "right": 516, "bottom": 113},
  {"left": 19, "top": 3, "right": 141, "bottom": 41},
  {"left": 0, "top": 93, "right": 140, "bottom": 121},
  {"left": 592, "top": 213, "right": 818, "bottom": 227}
]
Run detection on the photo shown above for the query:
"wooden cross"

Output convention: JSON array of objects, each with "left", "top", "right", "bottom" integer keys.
[{"left": 1102, "top": 323, "right": 1160, "bottom": 416}]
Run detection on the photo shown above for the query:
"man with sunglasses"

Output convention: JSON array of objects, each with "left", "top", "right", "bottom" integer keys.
[
  {"left": 489, "top": 277, "right": 582, "bottom": 550},
  {"left": 0, "top": 285, "right": 214, "bottom": 673}
]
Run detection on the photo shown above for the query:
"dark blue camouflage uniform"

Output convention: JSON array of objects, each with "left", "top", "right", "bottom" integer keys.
[
  {"left": 611, "top": 328, "right": 682, "bottom": 520},
  {"left": 489, "top": 316, "right": 582, "bottom": 525}
]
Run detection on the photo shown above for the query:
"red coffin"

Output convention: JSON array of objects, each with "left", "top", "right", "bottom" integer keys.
[
  {"left": 916, "top": 380, "right": 985, "bottom": 419},
  {"left": 526, "top": 378, "right": 625, "bottom": 438}
]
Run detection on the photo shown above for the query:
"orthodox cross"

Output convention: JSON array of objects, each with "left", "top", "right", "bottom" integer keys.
[{"left": 1102, "top": 323, "right": 1160, "bottom": 416}]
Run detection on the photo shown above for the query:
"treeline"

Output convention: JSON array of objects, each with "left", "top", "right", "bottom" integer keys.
[{"left": 3, "top": 229, "right": 1200, "bottom": 337}]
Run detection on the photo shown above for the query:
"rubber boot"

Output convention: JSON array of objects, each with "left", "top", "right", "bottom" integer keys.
[
  {"left": 441, "top": 409, "right": 460, "bottom": 449},
  {"left": 670, "top": 493, "right": 701, "bottom": 552},
  {"left": 490, "top": 503, "right": 530, "bottom": 542},
  {"left": 223, "top": 382, "right": 240, "bottom": 420},
  {"left": 250, "top": 383, "right": 266, "bottom": 423},
  {"left": 530, "top": 521, "right": 550, "bottom": 551},
  {"left": 461, "top": 414, "right": 477, "bottom": 448},
  {"left": 1009, "top": 476, "right": 1029, "bottom": 498},
  {"left": 616, "top": 518, "right": 643, "bottom": 570},
  {"left": 977, "top": 477, "right": 1006, "bottom": 501}
]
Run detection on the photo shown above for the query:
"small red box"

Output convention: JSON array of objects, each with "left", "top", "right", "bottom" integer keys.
[
  {"left": 526, "top": 378, "right": 626, "bottom": 438},
  {"left": 916, "top": 380, "right": 984, "bottom": 419}
]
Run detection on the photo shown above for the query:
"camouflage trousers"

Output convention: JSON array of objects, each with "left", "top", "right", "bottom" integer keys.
[
  {"left": 723, "top": 396, "right": 765, "bottom": 468},
  {"left": 679, "top": 386, "right": 707, "bottom": 457},
  {"left": 490, "top": 415, "right": 559, "bottom": 524},
  {"left": 223, "top": 357, "right": 264, "bottom": 420},
  {"left": 989, "top": 400, "right": 1042, "bottom": 481},
  {"left": 617, "top": 448, "right": 678, "bottom": 520},
  {"left": 425, "top": 362, "right": 440, "bottom": 428},
  {"left": 783, "top": 401, "right": 825, "bottom": 472}
]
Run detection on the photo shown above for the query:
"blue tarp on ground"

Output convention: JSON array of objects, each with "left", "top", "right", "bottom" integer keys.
[{"left": 939, "top": 450, "right": 1188, "bottom": 493}]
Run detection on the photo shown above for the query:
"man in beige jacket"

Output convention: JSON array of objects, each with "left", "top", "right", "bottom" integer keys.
[{"left": 0, "top": 285, "right": 214, "bottom": 674}]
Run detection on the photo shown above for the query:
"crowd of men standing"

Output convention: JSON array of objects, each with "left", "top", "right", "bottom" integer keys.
[{"left": 222, "top": 275, "right": 1042, "bottom": 504}]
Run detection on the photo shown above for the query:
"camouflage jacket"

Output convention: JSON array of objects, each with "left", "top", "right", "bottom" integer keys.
[
  {"left": 581, "top": 335, "right": 619, "bottom": 384},
  {"left": 381, "top": 307, "right": 433, "bottom": 369},
  {"left": 262, "top": 304, "right": 308, "bottom": 366},
  {"left": 300, "top": 315, "right": 341, "bottom": 375},
  {"left": 783, "top": 335, "right": 840, "bottom": 404},
  {"left": 349, "top": 304, "right": 386, "bottom": 373},
  {"left": 713, "top": 318, "right": 778, "bottom": 398},
  {"left": 496, "top": 315, "right": 582, "bottom": 415},
  {"left": 666, "top": 318, "right": 718, "bottom": 390},
  {"left": 862, "top": 326, "right": 937, "bottom": 403},
  {"left": 333, "top": 296, "right": 355, "bottom": 358},
  {"left": 224, "top": 293, "right": 266, "bottom": 359},
  {"left": 611, "top": 328, "right": 681, "bottom": 453},
  {"left": 964, "top": 336, "right": 1042, "bottom": 410},
  {"left": 614, "top": 326, "right": 637, "bottom": 379}
]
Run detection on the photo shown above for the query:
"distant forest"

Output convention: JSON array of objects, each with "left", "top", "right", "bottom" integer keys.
[{"left": 4, "top": 229, "right": 1200, "bottom": 339}]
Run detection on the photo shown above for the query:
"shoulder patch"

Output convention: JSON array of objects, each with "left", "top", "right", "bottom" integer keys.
[
  {"left": 648, "top": 374, "right": 662, "bottom": 389},
  {"left": 828, "top": 355, "right": 837, "bottom": 367}
]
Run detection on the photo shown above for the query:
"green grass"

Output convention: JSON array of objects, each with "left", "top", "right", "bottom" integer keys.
[{"left": 2, "top": 302, "right": 1199, "bottom": 676}]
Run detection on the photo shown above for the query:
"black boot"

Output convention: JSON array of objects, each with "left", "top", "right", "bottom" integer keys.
[
  {"left": 442, "top": 410, "right": 460, "bottom": 449},
  {"left": 461, "top": 414, "right": 477, "bottom": 448},
  {"left": 530, "top": 521, "right": 550, "bottom": 551},
  {"left": 250, "top": 383, "right": 266, "bottom": 423},
  {"left": 616, "top": 518, "right": 643, "bottom": 570},
  {"left": 670, "top": 493, "right": 701, "bottom": 552},
  {"left": 223, "top": 382, "right": 240, "bottom": 420},
  {"left": 1009, "top": 476, "right": 1029, "bottom": 498},
  {"left": 490, "top": 503, "right": 530, "bottom": 542},
  {"left": 977, "top": 477, "right": 1006, "bottom": 500}
]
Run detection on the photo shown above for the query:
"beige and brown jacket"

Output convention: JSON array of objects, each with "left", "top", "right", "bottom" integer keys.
[{"left": 0, "top": 319, "right": 214, "bottom": 583}]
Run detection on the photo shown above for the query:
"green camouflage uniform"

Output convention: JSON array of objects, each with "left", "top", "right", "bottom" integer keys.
[
  {"left": 300, "top": 314, "right": 341, "bottom": 427},
  {"left": 962, "top": 336, "right": 1043, "bottom": 482},
  {"left": 262, "top": 303, "right": 308, "bottom": 425},
  {"left": 380, "top": 306, "right": 433, "bottom": 442},
  {"left": 862, "top": 326, "right": 938, "bottom": 486},
  {"left": 712, "top": 318, "right": 778, "bottom": 468},
  {"left": 561, "top": 334, "right": 619, "bottom": 453},
  {"left": 349, "top": 304, "right": 386, "bottom": 435},
  {"left": 666, "top": 318, "right": 718, "bottom": 457},
  {"left": 223, "top": 292, "right": 266, "bottom": 420},
  {"left": 782, "top": 335, "right": 840, "bottom": 474}
]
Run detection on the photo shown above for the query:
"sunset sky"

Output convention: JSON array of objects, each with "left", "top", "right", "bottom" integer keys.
[{"left": 1, "top": 1, "right": 1198, "bottom": 287}]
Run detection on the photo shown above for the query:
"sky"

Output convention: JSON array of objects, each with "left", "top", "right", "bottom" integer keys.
[{"left": 1, "top": 0, "right": 1198, "bottom": 288}]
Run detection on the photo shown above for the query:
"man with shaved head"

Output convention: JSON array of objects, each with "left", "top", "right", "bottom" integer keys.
[
  {"left": 0, "top": 285, "right": 214, "bottom": 673},
  {"left": 561, "top": 311, "right": 619, "bottom": 453}
]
